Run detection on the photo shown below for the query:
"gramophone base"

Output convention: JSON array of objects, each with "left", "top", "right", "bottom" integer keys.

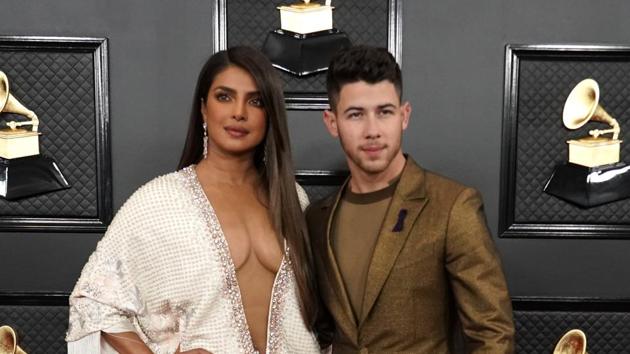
[
  {"left": 567, "top": 137, "right": 621, "bottom": 167},
  {"left": 543, "top": 162, "right": 630, "bottom": 208},
  {"left": 0, "top": 154, "right": 70, "bottom": 200},
  {"left": 262, "top": 29, "right": 351, "bottom": 76}
]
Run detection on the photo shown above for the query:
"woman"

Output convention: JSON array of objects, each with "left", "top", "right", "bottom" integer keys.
[{"left": 66, "top": 46, "right": 322, "bottom": 354}]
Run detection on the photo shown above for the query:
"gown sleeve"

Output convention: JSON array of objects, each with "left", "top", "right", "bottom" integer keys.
[
  {"left": 66, "top": 188, "right": 150, "bottom": 353},
  {"left": 296, "top": 182, "right": 310, "bottom": 211}
]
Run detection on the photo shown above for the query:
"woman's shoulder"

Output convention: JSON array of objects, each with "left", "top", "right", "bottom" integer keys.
[
  {"left": 118, "top": 167, "right": 196, "bottom": 215},
  {"left": 101, "top": 167, "right": 200, "bottom": 243},
  {"left": 135, "top": 167, "right": 196, "bottom": 197},
  {"left": 295, "top": 182, "right": 310, "bottom": 211}
]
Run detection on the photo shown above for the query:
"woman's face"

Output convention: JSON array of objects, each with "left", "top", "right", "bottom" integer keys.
[{"left": 201, "top": 65, "right": 267, "bottom": 159}]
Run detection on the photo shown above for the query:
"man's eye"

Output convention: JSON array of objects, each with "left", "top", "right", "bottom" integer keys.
[
  {"left": 380, "top": 110, "right": 394, "bottom": 116},
  {"left": 348, "top": 112, "right": 362, "bottom": 119}
]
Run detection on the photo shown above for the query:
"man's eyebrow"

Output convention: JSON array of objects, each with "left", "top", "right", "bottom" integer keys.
[
  {"left": 343, "top": 106, "right": 364, "bottom": 114},
  {"left": 343, "top": 103, "right": 397, "bottom": 114},
  {"left": 377, "top": 103, "right": 397, "bottom": 110}
]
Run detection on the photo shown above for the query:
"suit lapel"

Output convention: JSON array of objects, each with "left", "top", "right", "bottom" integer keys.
[
  {"left": 359, "top": 158, "right": 428, "bottom": 326},
  {"left": 319, "top": 179, "right": 359, "bottom": 340}
]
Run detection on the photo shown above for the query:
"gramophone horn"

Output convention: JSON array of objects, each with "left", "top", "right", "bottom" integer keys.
[
  {"left": 0, "top": 325, "right": 27, "bottom": 354},
  {"left": 553, "top": 329, "right": 587, "bottom": 354},
  {"left": 0, "top": 71, "right": 39, "bottom": 132},
  {"left": 562, "top": 78, "right": 619, "bottom": 140}
]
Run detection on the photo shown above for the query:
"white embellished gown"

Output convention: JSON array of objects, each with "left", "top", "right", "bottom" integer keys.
[{"left": 66, "top": 166, "right": 321, "bottom": 354}]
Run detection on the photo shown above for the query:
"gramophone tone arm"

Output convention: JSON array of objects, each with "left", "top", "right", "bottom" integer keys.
[
  {"left": 5, "top": 110, "right": 39, "bottom": 132},
  {"left": 588, "top": 116, "right": 620, "bottom": 140},
  {"left": 589, "top": 128, "right": 616, "bottom": 139}
]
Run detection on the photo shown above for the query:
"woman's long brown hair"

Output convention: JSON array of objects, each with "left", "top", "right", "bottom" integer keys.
[{"left": 178, "top": 46, "right": 318, "bottom": 330}]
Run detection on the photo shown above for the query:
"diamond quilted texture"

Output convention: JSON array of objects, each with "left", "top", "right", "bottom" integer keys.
[
  {"left": 226, "top": 0, "right": 389, "bottom": 93},
  {"left": 3, "top": 304, "right": 630, "bottom": 354},
  {"left": 514, "top": 310, "right": 630, "bottom": 354},
  {"left": 0, "top": 49, "right": 98, "bottom": 217},
  {"left": 0, "top": 305, "right": 68, "bottom": 354},
  {"left": 302, "top": 184, "right": 340, "bottom": 203},
  {"left": 512, "top": 56, "right": 630, "bottom": 223}
]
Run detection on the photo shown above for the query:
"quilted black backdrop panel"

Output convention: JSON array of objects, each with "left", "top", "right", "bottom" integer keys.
[
  {"left": 3, "top": 302, "right": 630, "bottom": 353},
  {"left": 514, "top": 309, "right": 630, "bottom": 354},
  {"left": 0, "top": 305, "right": 68, "bottom": 354},
  {"left": 226, "top": 0, "right": 389, "bottom": 94},
  {"left": 0, "top": 37, "right": 111, "bottom": 231},
  {"left": 509, "top": 51, "right": 630, "bottom": 224},
  {"left": 302, "top": 183, "right": 342, "bottom": 202},
  {"left": 0, "top": 50, "right": 97, "bottom": 217}
]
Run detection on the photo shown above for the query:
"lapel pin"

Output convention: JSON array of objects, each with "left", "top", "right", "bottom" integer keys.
[{"left": 392, "top": 208, "right": 407, "bottom": 232}]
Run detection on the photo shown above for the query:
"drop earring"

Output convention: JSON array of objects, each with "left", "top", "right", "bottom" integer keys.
[{"left": 203, "top": 122, "right": 208, "bottom": 159}]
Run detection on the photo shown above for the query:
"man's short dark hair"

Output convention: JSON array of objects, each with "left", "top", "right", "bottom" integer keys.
[{"left": 326, "top": 45, "right": 402, "bottom": 110}]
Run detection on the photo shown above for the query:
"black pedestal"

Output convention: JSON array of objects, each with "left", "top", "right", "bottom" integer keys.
[
  {"left": 0, "top": 154, "right": 70, "bottom": 200},
  {"left": 262, "top": 29, "right": 351, "bottom": 76},
  {"left": 543, "top": 162, "right": 630, "bottom": 208}
]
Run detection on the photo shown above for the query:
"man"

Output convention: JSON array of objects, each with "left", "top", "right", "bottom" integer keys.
[{"left": 307, "top": 45, "right": 514, "bottom": 353}]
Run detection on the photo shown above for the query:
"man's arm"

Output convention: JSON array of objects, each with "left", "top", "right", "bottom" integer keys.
[{"left": 445, "top": 188, "right": 515, "bottom": 353}]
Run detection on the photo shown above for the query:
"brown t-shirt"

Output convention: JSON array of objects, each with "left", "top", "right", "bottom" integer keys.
[{"left": 331, "top": 180, "right": 398, "bottom": 323}]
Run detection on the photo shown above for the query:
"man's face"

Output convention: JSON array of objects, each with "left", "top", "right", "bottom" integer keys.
[{"left": 324, "top": 80, "right": 411, "bottom": 176}]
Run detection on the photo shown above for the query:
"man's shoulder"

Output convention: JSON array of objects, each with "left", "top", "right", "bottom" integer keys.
[
  {"left": 424, "top": 170, "right": 469, "bottom": 193},
  {"left": 305, "top": 190, "right": 338, "bottom": 221},
  {"left": 405, "top": 157, "right": 478, "bottom": 205},
  {"left": 304, "top": 187, "right": 343, "bottom": 247}
]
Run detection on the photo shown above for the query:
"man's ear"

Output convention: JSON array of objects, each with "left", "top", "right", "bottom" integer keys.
[
  {"left": 401, "top": 101, "right": 412, "bottom": 131},
  {"left": 323, "top": 109, "right": 339, "bottom": 137}
]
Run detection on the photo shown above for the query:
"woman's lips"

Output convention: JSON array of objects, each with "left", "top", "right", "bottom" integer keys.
[{"left": 224, "top": 126, "right": 249, "bottom": 138}]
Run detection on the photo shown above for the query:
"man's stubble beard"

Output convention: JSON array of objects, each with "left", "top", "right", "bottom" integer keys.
[{"left": 338, "top": 135, "right": 401, "bottom": 175}]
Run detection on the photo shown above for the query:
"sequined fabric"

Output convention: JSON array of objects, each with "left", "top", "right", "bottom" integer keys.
[
  {"left": 67, "top": 167, "right": 320, "bottom": 354},
  {"left": 266, "top": 257, "right": 292, "bottom": 353}
]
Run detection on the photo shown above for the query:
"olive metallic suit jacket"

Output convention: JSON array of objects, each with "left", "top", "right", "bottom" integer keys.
[{"left": 306, "top": 157, "right": 515, "bottom": 354}]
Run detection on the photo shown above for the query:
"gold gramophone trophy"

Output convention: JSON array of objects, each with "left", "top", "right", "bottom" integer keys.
[
  {"left": 0, "top": 70, "right": 70, "bottom": 200},
  {"left": 0, "top": 325, "right": 26, "bottom": 354},
  {"left": 262, "top": 0, "right": 351, "bottom": 76},
  {"left": 544, "top": 78, "right": 630, "bottom": 207},
  {"left": 553, "top": 329, "right": 588, "bottom": 354}
]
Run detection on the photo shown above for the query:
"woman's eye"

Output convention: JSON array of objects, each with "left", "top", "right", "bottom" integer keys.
[
  {"left": 249, "top": 97, "right": 263, "bottom": 107},
  {"left": 216, "top": 93, "right": 230, "bottom": 101}
]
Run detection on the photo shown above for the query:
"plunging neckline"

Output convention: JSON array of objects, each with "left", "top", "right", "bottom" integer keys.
[{"left": 183, "top": 166, "right": 291, "bottom": 354}]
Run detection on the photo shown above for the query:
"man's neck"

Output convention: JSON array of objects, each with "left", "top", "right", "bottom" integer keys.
[{"left": 348, "top": 153, "right": 406, "bottom": 194}]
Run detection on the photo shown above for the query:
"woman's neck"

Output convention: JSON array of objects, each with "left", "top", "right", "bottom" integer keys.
[{"left": 196, "top": 151, "right": 259, "bottom": 186}]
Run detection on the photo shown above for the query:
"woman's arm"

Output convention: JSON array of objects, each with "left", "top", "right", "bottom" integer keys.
[
  {"left": 103, "top": 331, "right": 213, "bottom": 354},
  {"left": 102, "top": 332, "right": 153, "bottom": 354},
  {"left": 103, "top": 332, "right": 212, "bottom": 354}
]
